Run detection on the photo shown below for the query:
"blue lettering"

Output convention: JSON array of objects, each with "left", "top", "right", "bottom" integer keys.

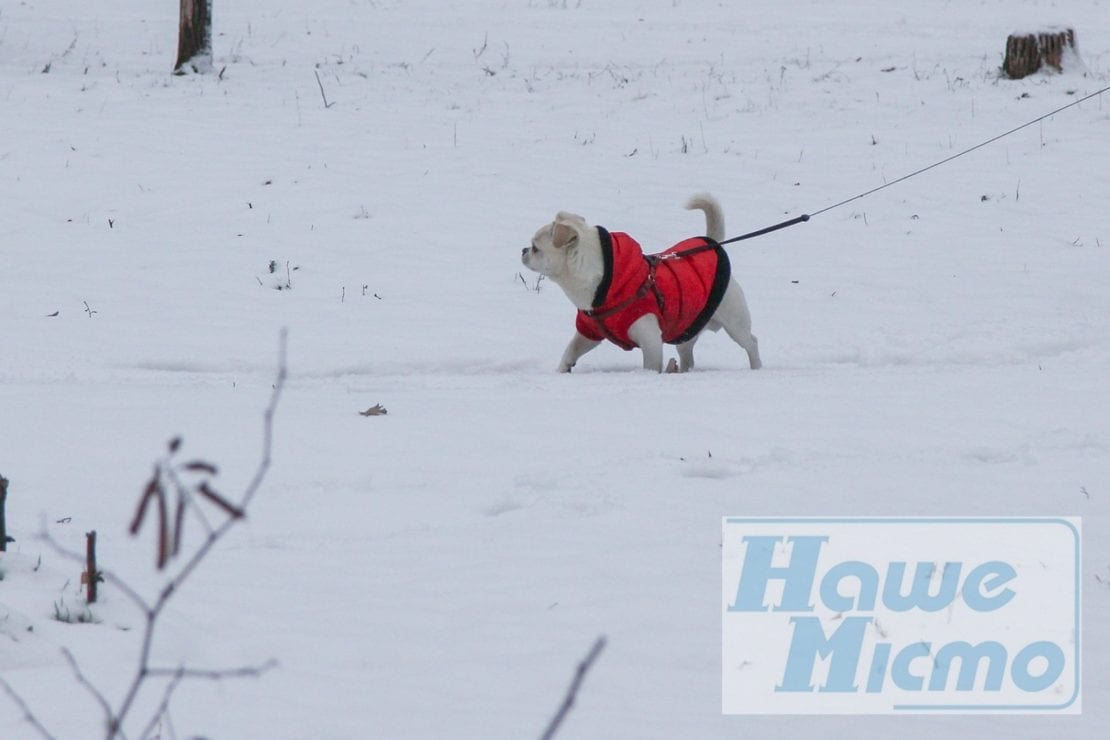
[
  {"left": 820, "top": 560, "right": 879, "bottom": 611},
  {"left": 883, "top": 562, "right": 961, "bottom": 612},
  {"left": 962, "top": 561, "right": 1017, "bottom": 612},
  {"left": 776, "top": 616, "right": 868, "bottom": 692},
  {"left": 891, "top": 641, "right": 931, "bottom": 690},
  {"left": 1011, "top": 641, "right": 1066, "bottom": 692},
  {"left": 728, "top": 536, "right": 826, "bottom": 612},
  {"left": 928, "top": 641, "right": 1007, "bottom": 691},
  {"left": 866, "top": 642, "right": 890, "bottom": 693}
]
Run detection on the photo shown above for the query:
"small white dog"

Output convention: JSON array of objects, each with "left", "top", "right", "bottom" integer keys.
[{"left": 522, "top": 193, "right": 761, "bottom": 373}]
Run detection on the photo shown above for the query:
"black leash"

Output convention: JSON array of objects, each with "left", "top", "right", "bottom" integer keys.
[
  {"left": 718, "top": 214, "right": 809, "bottom": 245},
  {"left": 718, "top": 82, "right": 1110, "bottom": 247}
]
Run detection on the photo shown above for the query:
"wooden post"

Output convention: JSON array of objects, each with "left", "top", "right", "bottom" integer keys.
[
  {"left": 1003, "top": 28, "right": 1076, "bottom": 79},
  {"left": 174, "top": 0, "right": 213, "bottom": 74},
  {"left": 0, "top": 475, "right": 9, "bottom": 551},
  {"left": 85, "top": 531, "right": 99, "bottom": 603}
]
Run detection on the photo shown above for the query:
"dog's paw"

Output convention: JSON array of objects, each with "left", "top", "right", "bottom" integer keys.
[{"left": 557, "top": 362, "right": 573, "bottom": 373}]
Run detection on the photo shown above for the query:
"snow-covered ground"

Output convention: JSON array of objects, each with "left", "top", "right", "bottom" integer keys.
[{"left": 2, "top": 1, "right": 1108, "bottom": 737}]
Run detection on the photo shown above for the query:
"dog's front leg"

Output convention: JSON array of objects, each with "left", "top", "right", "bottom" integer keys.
[
  {"left": 627, "top": 314, "right": 665, "bottom": 372},
  {"left": 558, "top": 331, "right": 601, "bottom": 373}
]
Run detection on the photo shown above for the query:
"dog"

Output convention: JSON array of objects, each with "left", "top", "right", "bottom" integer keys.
[{"left": 522, "top": 193, "right": 761, "bottom": 373}]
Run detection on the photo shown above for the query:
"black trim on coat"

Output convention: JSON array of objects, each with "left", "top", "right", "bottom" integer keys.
[
  {"left": 669, "top": 239, "right": 731, "bottom": 345},
  {"left": 591, "top": 226, "right": 615, "bottom": 309}
]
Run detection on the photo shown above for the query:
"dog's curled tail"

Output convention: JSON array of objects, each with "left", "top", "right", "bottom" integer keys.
[{"left": 685, "top": 193, "right": 725, "bottom": 242}]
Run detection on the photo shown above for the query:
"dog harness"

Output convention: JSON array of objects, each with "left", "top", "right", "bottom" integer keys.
[{"left": 575, "top": 227, "right": 731, "bottom": 350}]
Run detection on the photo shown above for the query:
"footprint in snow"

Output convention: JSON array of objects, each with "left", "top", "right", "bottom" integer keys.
[
  {"left": 483, "top": 500, "right": 529, "bottom": 517},
  {"left": 680, "top": 457, "right": 754, "bottom": 479}
]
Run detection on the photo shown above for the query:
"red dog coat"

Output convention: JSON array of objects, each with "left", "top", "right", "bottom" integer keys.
[{"left": 575, "top": 227, "right": 731, "bottom": 350}]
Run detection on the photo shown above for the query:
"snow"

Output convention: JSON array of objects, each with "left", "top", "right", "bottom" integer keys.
[{"left": 1, "top": 0, "right": 1109, "bottom": 737}]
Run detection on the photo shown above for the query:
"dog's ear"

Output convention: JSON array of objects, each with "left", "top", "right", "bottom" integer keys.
[
  {"left": 552, "top": 213, "right": 581, "bottom": 249},
  {"left": 551, "top": 221, "right": 578, "bottom": 249}
]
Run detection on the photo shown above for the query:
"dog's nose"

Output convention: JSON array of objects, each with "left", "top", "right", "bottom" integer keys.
[{"left": 521, "top": 247, "right": 529, "bottom": 257}]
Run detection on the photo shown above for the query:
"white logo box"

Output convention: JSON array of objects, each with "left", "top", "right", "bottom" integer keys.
[{"left": 722, "top": 517, "right": 1080, "bottom": 714}]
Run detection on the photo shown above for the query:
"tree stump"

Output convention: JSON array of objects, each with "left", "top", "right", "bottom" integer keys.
[
  {"left": 83, "top": 531, "right": 100, "bottom": 603},
  {"left": 174, "top": 0, "right": 213, "bottom": 74},
  {"left": 1003, "top": 28, "right": 1076, "bottom": 79},
  {"left": 0, "top": 474, "right": 9, "bottom": 551}
]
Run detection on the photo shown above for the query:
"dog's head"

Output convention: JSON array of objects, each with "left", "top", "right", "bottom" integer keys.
[{"left": 521, "top": 211, "right": 590, "bottom": 278}]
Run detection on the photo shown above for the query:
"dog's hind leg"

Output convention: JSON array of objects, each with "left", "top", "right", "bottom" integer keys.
[
  {"left": 727, "top": 329, "right": 761, "bottom": 369},
  {"left": 676, "top": 336, "right": 698, "bottom": 372},
  {"left": 714, "top": 282, "right": 762, "bottom": 370}
]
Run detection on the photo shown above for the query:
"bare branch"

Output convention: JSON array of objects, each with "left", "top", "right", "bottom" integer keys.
[
  {"left": 61, "top": 648, "right": 116, "bottom": 735},
  {"left": 313, "top": 69, "right": 334, "bottom": 108},
  {"left": 539, "top": 635, "right": 607, "bottom": 740},
  {"left": 240, "top": 330, "right": 287, "bottom": 513},
  {"left": 0, "top": 676, "right": 56, "bottom": 740},
  {"left": 16, "top": 333, "right": 288, "bottom": 740},
  {"left": 163, "top": 462, "right": 214, "bottom": 537},
  {"left": 162, "top": 708, "right": 179, "bottom": 740},
  {"left": 112, "top": 330, "right": 287, "bottom": 738},
  {"left": 146, "top": 658, "right": 278, "bottom": 681},
  {"left": 136, "top": 668, "right": 184, "bottom": 740}
]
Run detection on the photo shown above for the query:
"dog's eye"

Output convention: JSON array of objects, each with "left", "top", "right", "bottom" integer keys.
[{"left": 530, "top": 244, "right": 538, "bottom": 253}]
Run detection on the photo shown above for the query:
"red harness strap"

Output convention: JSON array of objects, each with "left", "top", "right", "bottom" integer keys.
[
  {"left": 583, "top": 269, "right": 661, "bottom": 347},
  {"left": 643, "top": 242, "right": 717, "bottom": 316},
  {"left": 583, "top": 240, "right": 717, "bottom": 332}
]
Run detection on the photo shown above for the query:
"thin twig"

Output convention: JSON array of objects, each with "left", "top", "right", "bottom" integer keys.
[
  {"left": 313, "top": 69, "right": 333, "bottom": 108},
  {"left": 136, "top": 669, "right": 184, "bottom": 740},
  {"left": 0, "top": 677, "right": 56, "bottom": 740},
  {"left": 145, "top": 659, "right": 278, "bottom": 681},
  {"left": 110, "top": 330, "right": 287, "bottom": 739},
  {"left": 162, "top": 708, "right": 178, "bottom": 740},
  {"left": 163, "top": 461, "right": 214, "bottom": 537},
  {"left": 12, "top": 334, "right": 287, "bottom": 740},
  {"left": 61, "top": 647, "right": 116, "bottom": 736},
  {"left": 539, "top": 635, "right": 607, "bottom": 740}
]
